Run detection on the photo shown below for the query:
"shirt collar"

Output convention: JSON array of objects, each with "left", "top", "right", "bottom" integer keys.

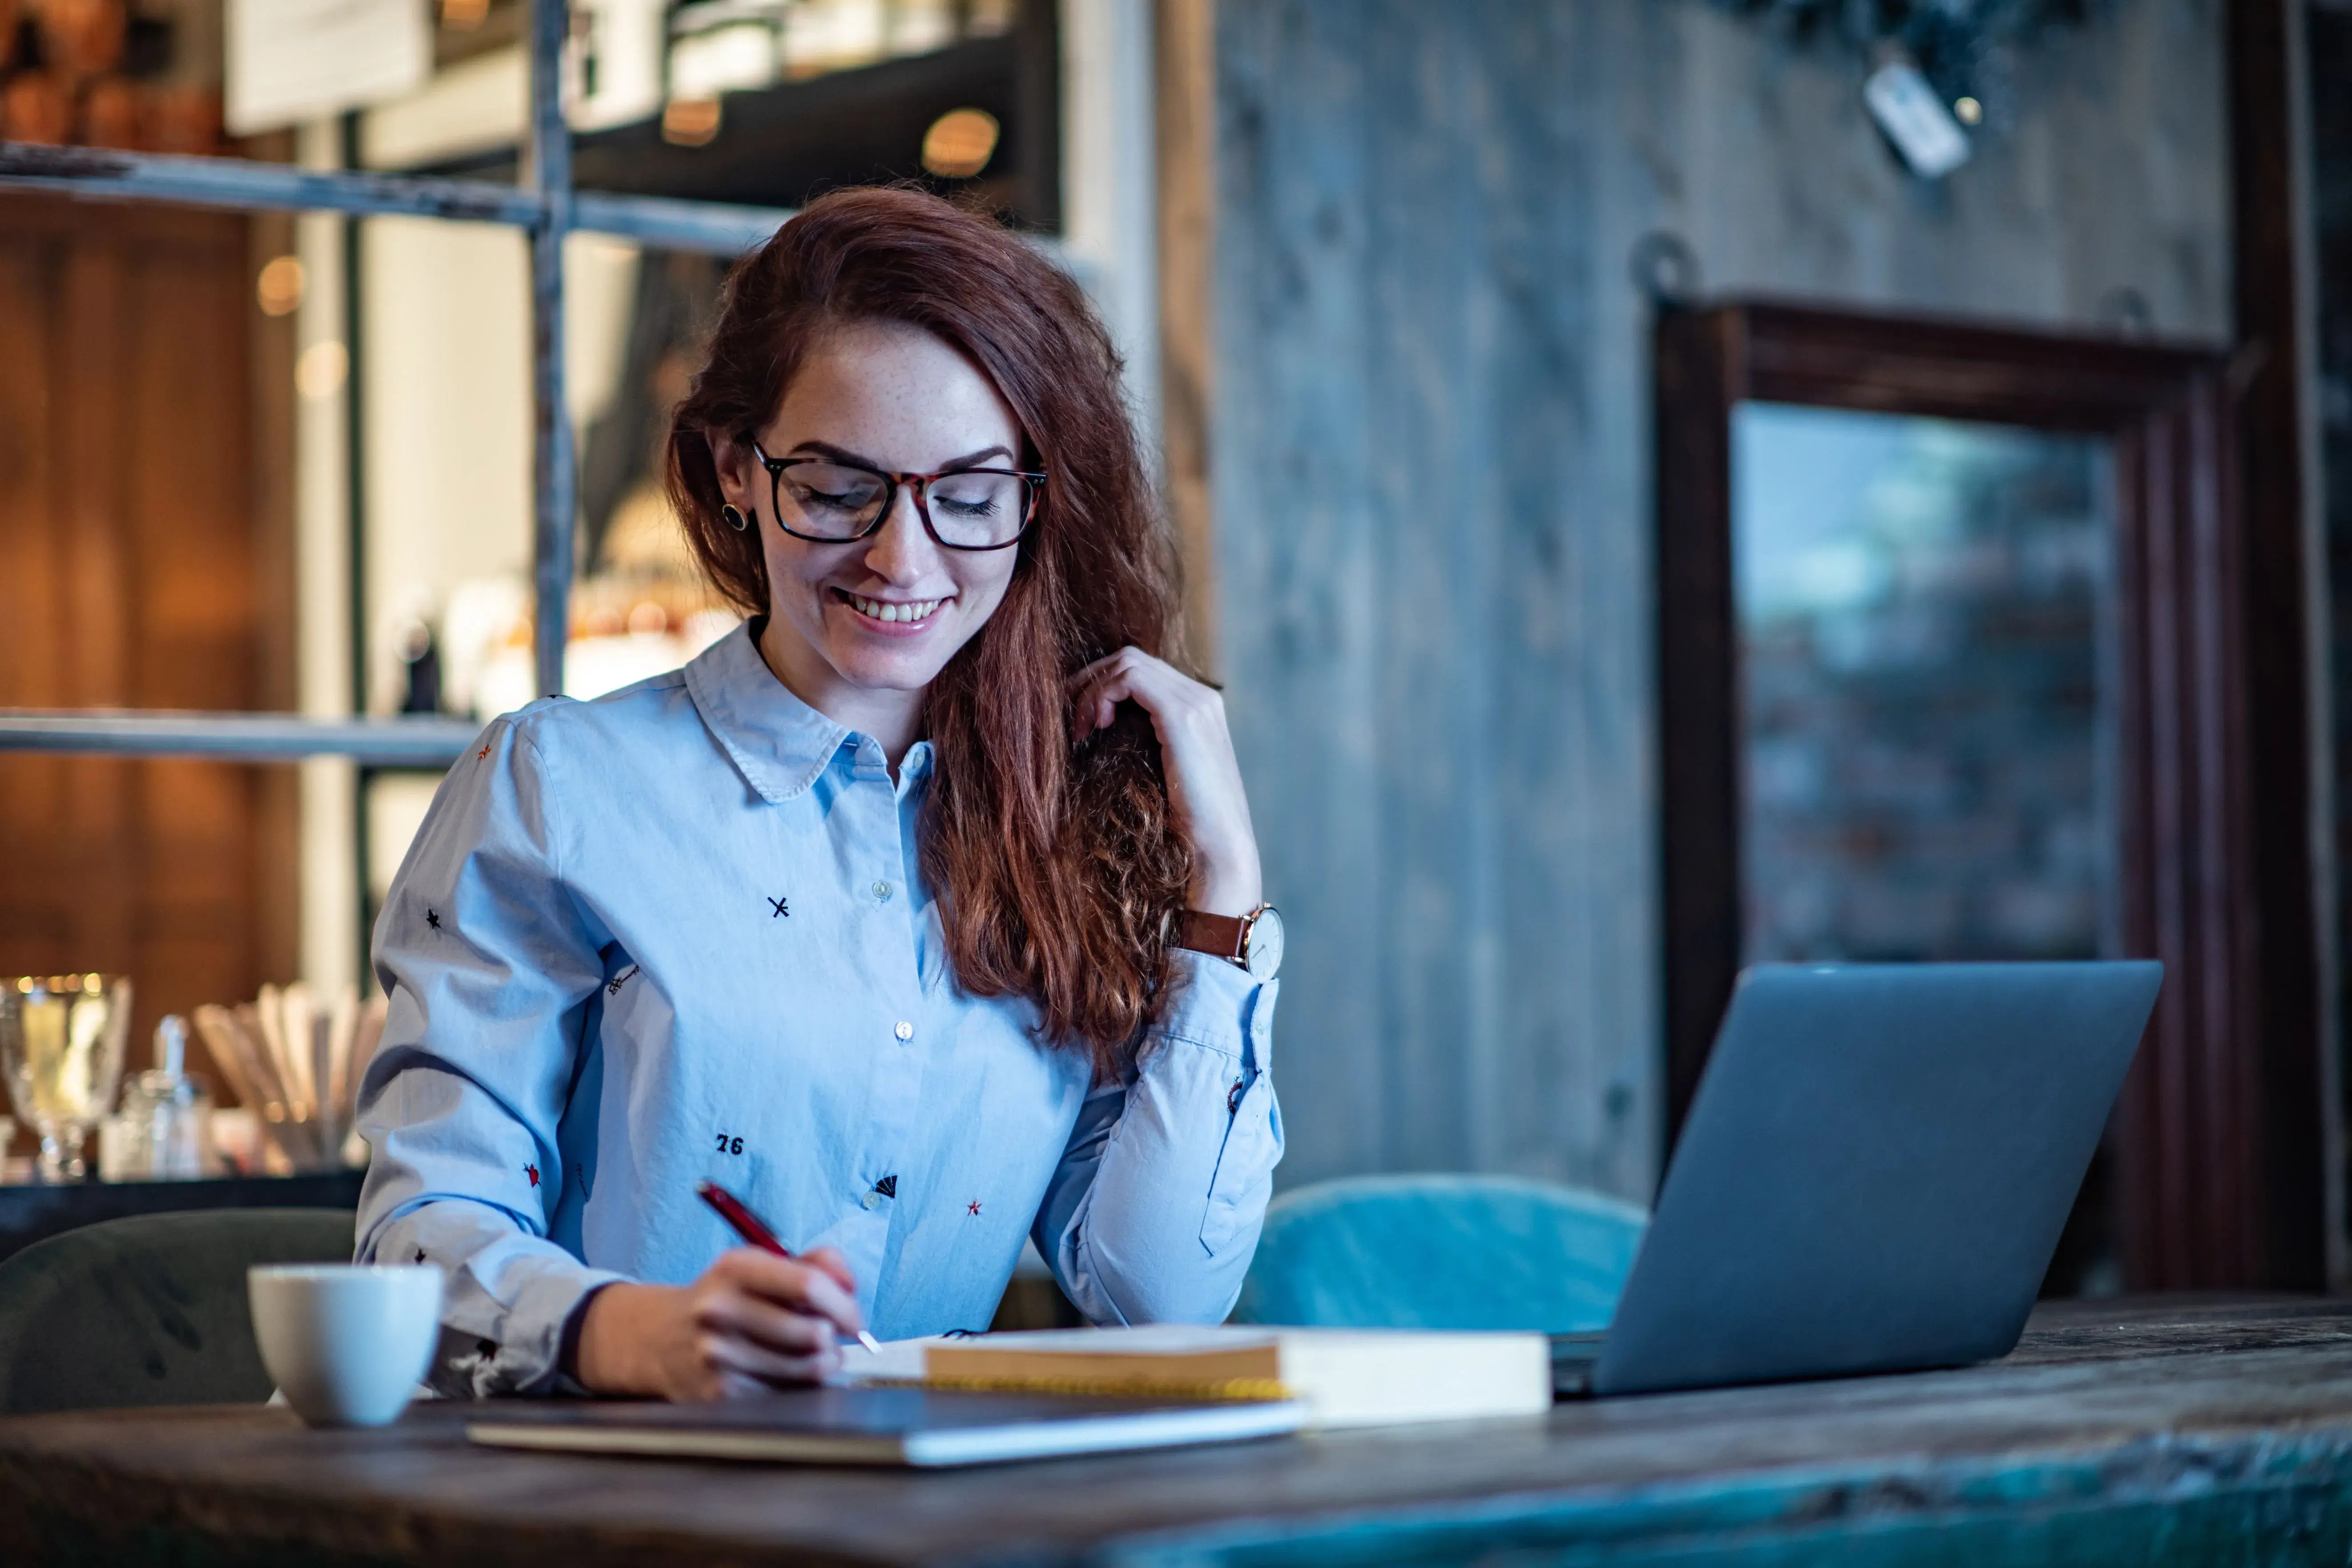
[
  {"left": 684, "top": 621, "right": 850, "bottom": 803},
  {"left": 684, "top": 621, "right": 936, "bottom": 803}
]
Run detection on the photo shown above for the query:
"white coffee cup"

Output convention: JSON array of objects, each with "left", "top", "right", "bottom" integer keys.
[{"left": 248, "top": 1264, "right": 442, "bottom": 1427}]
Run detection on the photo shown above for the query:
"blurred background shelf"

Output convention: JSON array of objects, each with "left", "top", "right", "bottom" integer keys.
[
  {"left": 405, "top": 30, "right": 1055, "bottom": 225},
  {"left": 0, "top": 1172, "right": 363, "bottom": 1266}
]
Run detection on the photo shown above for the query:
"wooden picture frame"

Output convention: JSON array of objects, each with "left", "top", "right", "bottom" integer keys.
[{"left": 1654, "top": 300, "right": 2324, "bottom": 1290}]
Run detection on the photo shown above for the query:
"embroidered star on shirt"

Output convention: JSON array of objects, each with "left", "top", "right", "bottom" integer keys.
[
  {"left": 767, "top": 895, "right": 790, "bottom": 918},
  {"left": 967, "top": 1200, "right": 982, "bottom": 1217},
  {"left": 525, "top": 1163, "right": 540, "bottom": 1188},
  {"left": 477, "top": 744, "right": 491, "bottom": 760},
  {"left": 426, "top": 909, "right": 442, "bottom": 931}
]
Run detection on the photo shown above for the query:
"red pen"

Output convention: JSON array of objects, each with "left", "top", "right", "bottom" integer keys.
[{"left": 697, "top": 1179, "right": 883, "bottom": 1354}]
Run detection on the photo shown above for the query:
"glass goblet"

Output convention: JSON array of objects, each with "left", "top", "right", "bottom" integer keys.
[{"left": 0, "top": 975, "right": 133, "bottom": 1182}]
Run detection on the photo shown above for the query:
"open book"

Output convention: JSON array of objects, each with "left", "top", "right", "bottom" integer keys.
[{"left": 844, "top": 1324, "right": 1552, "bottom": 1429}]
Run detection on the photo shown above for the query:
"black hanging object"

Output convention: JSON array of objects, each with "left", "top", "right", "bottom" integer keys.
[{"left": 398, "top": 620, "right": 443, "bottom": 715}]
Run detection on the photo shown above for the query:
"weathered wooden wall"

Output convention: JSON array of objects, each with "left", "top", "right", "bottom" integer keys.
[{"left": 1208, "top": 0, "right": 2233, "bottom": 1201}]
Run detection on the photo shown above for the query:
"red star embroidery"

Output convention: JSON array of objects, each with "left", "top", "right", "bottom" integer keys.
[
  {"left": 525, "top": 1164, "right": 540, "bottom": 1188},
  {"left": 478, "top": 743, "right": 492, "bottom": 760},
  {"left": 967, "top": 1200, "right": 981, "bottom": 1216}
]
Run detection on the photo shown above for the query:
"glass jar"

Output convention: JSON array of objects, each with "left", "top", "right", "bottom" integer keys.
[
  {"left": 97, "top": 1016, "right": 215, "bottom": 1181},
  {"left": 100, "top": 1069, "right": 214, "bottom": 1181}
]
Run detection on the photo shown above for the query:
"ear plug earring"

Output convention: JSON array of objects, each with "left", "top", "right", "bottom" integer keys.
[{"left": 721, "top": 504, "right": 750, "bottom": 533}]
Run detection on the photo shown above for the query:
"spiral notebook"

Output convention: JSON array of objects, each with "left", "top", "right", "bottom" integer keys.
[{"left": 466, "top": 1385, "right": 1305, "bottom": 1468}]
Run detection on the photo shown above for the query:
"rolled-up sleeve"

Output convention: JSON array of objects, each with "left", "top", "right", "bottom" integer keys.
[
  {"left": 354, "top": 710, "right": 623, "bottom": 1397},
  {"left": 1034, "top": 951, "right": 1283, "bottom": 1325}
]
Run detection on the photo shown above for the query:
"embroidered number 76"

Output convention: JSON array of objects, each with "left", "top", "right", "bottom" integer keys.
[{"left": 714, "top": 1133, "right": 744, "bottom": 1155}]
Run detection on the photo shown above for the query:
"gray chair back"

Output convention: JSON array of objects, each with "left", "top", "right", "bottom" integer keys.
[{"left": 0, "top": 1208, "right": 355, "bottom": 1414}]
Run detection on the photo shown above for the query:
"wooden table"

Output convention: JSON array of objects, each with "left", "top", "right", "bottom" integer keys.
[{"left": 3, "top": 1298, "right": 2352, "bottom": 1567}]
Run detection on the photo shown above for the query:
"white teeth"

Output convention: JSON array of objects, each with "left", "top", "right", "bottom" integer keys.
[{"left": 847, "top": 594, "right": 940, "bottom": 624}]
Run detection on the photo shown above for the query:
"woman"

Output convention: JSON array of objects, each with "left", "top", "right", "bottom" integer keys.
[{"left": 355, "top": 188, "right": 1285, "bottom": 1401}]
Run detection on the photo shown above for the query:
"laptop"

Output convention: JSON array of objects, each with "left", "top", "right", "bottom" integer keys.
[{"left": 1556, "top": 960, "right": 2161, "bottom": 1398}]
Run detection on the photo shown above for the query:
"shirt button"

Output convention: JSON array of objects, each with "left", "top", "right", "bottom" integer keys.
[
  {"left": 893, "top": 1020, "right": 914, "bottom": 1041},
  {"left": 873, "top": 880, "right": 892, "bottom": 902},
  {"left": 861, "top": 1190, "right": 883, "bottom": 1211}
]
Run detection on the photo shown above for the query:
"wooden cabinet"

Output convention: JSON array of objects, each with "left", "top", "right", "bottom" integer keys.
[{"left": 0, "top": 192, "right": 297, "bottom": 1087}]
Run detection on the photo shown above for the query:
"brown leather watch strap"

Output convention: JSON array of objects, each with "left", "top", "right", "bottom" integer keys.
[{"left": 1176, "top": 910, "right": 1248, "bottom": 963}]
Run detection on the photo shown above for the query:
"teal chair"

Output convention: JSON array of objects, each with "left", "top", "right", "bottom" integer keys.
[
  {"left": 0, "top": 1209, "right": 356, "bottom": 1414},
  {"left": 1230, "top": 1173, "right": 1647, "bottom": 1332}
]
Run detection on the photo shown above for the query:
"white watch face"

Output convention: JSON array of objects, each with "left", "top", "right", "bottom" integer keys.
[{"left": 1244, "top": 906, "right": 1284, "bottom": 980}]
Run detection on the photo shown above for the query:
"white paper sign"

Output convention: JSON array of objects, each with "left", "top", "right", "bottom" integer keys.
[
  {"left": 226, "top": 0, "right": 433, "bottom": 135},
  {"left": 1863, "top": 61, "right": 1972, "bottom": 181}
]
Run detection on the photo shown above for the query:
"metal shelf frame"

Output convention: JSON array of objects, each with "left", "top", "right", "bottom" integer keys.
[
  {"left": 0, "top": 712, "right": 487, "bottom": 767},
  {"left": 0, "top": 0, "right": 792, "bottom": 766},
  {"left": 0, "top": 144, "right": 791, "bottom": 253}
]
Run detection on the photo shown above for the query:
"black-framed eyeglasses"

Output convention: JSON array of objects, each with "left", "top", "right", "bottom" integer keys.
[{"left": 750, "top": 440, "right": 1045, "bottom": 552}]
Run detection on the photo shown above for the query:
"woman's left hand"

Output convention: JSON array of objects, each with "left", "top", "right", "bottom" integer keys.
[{"left": 1069, "top": 648, "right": 1263, "bottom": 917}]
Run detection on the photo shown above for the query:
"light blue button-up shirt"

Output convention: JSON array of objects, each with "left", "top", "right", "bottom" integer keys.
[{"left": 355, "top": 623, "right": 1282, "bottom": 1396}]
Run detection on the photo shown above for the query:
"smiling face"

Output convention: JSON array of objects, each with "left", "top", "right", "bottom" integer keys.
[{"left": 712, "top": 318, "right": 1027, "bottom": 746}]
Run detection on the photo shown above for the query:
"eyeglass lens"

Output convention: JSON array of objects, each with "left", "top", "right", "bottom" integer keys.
[{"left": 775, "top": 462, "right": 1029, "bottom": 548}]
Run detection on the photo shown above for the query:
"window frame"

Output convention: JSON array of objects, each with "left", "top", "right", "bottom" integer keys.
[
  {"left": 0, "top": 1, "right": 794, "bottom": 768},
  {"left": 1653, "top": 298, "right": 2320, "bottom": 1292}
]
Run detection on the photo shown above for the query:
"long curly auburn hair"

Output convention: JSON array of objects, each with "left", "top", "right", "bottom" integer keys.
[{"left": 664, "top": 186, "right": 1192, "bottom": 1075}]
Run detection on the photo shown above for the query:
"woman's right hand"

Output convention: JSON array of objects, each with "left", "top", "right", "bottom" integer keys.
[{"left": 574, "top": 1246, "right": 866, "bottom": 1400}]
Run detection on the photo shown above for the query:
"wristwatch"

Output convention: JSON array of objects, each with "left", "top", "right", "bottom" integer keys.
[{"left": 1177, "top": 903, "right": 1284, "bottom": 981}]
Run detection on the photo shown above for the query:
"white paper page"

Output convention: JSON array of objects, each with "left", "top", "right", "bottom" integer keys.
[
  {"left": 831, "top": 1335, "right": 948, "bottom": 1383},
  {"left": 925, "top": 1325, "right": 1280, "bottom": 1355}
]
